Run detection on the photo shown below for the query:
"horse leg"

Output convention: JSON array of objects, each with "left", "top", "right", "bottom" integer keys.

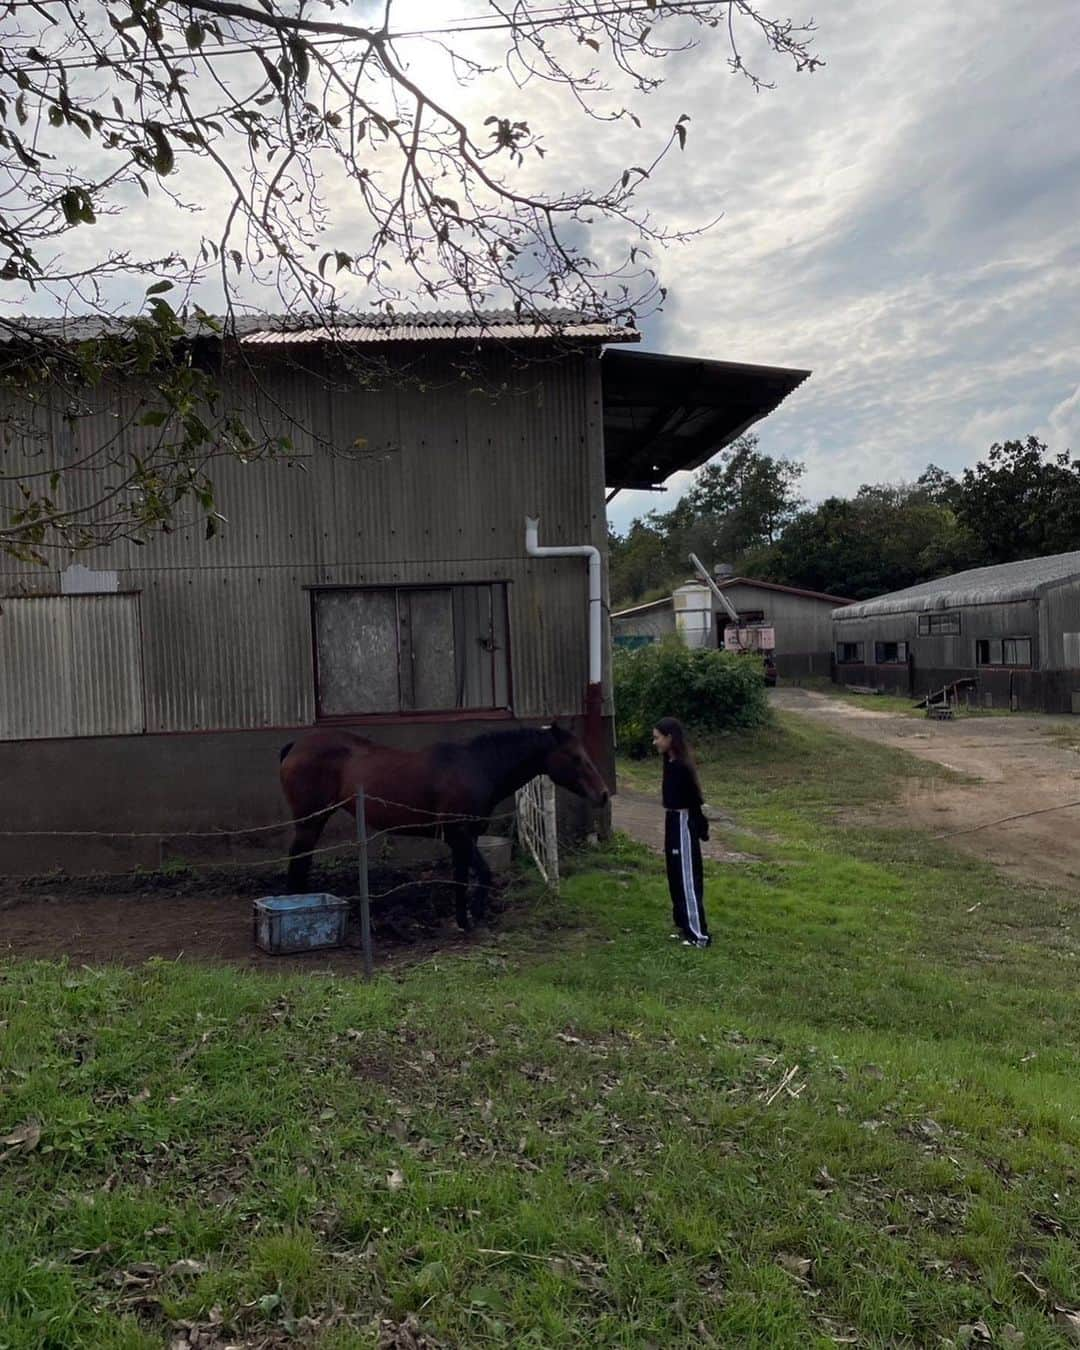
[
  {"left": 286, "top": 809, "right": 334, "bottom": 893},
  {"left": 447, "top": 828, "right": 473, "bottom": 932},
  {"left": 469, "top": 836, "right": 493, "bottom": 925}
]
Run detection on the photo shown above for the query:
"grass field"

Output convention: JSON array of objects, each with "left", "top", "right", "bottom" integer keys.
[{"left": 3, "top": 714, "right": 1080, "bottom": 1347}]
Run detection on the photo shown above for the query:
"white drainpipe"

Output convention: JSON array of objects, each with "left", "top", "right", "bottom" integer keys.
[{"left": 525, "top": 516, "right": 603, "bottom": 686}]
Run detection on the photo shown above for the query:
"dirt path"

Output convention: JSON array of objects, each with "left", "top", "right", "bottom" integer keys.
[
  {"left": 0, "top": 864, "right": 519, "bottom": 973},
  {"left": 773, "top": 687, "right": 1080, "bottom": 889}
]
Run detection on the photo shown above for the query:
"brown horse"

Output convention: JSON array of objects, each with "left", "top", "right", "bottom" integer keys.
[{"left": 279, "top": 723, "right": 609, "bottom": 930}]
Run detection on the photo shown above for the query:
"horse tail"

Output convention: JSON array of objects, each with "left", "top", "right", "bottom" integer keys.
[{"left": 279, "top": 741, "right": 295, "bottom": 764}]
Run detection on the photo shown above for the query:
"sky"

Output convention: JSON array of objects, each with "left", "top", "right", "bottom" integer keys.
[
  {"left": 10, "top": 1, "right": 1080, "bottom": 539},
  {"left": 598, "top": 1, "right": 1080, "bottom": 532}
]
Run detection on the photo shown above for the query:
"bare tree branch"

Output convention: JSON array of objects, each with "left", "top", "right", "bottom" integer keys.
[{"left": 0, "top": 0, "right": 821, "bottom": 557}]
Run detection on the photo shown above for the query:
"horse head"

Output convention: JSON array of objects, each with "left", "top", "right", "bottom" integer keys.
[{"left": 541, "top": 724, "right": 609, "bottom": 806}]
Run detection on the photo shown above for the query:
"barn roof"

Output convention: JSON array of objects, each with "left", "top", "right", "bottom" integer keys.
[
  {"left": 612, "top": 575, "right": 850, "bottom": 620},
  {"left": 601, "top": 349, "right": 810, "bottom": 491},
  {"left": 835, "top": 551, "right": 1080, "bottom": 620},
  {"left": 716, "top": 575, "right": 851, "bottom": 606},
  {"left": 0, "top": 308, "right": 635, "bottom": 347},
  {"left": 2, "top": 310, "right": 809, "bottom": 491}
]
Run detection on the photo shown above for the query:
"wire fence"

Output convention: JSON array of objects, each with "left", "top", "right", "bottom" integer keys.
[{"left": 0, "top": 784, "right": 558, "bottom": 978}]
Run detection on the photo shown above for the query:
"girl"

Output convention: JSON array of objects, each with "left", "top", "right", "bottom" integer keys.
[{"left": 652, "top": 717, "right": 711, "bottom": 948}]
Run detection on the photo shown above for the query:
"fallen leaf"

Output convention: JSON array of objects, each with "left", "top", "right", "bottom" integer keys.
[
  {"left": 68, "top": 1243, "right": 112, "bottom": 1263},
  {"left": 1, "top": 1120, "right": 42, "bottom": 1155},
  {"left": 387, "top": 1118, "right": 409, "bottom": 1143},
  {"left": 166, "top": 1259, "right": 207, "bottom": 1278},
  {"left": 1018, "top": 1270, "right": 1049, "bottom": 1300},
  {"left": 956, "top": 1321, "right": 992, "bottom": 1346},
  {"left": 387, "top": 1168, "right": 405, "bottom": 1191},
  {"left": 860, "top": 1063, "right": 885, "bottom": 1080},
  {"left": 1054, "top": 1307, "right": 1080, "bottom": 1345},
  {"left": 777, "top": 1253, "right": 812, "bottom": 1279},
  {"left": 1001, "top": 1326, "right": 1025, "bottom": 1347},
  {"left": 1033, "top": 1212, "right": 1064, "bottom": 1234},
  {"left": 129, "top": 1087, "right": 151, "bottom": 1104}
]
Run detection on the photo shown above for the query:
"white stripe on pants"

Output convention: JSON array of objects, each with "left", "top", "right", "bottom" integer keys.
[{"left": 678, "top": 810, "right": 707, "bottom": 942}]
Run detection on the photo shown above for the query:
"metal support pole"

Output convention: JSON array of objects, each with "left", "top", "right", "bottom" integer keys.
[{"left": 356, "top": 787, "right": 372, "bottom": 979}]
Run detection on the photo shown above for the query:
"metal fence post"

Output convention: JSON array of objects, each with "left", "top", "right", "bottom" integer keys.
[{"left": 356, "top": 787, "right": 372, "bottom": 979}]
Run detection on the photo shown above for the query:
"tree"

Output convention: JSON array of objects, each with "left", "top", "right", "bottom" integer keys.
[
  {"left": 608, "top": 433, "right": 806, "bottom": 605},
  {"left": 0, "top": 1, "right": 821, "bottom": 558},
  {"left": 758, "top": 482, "right": 970, "bottom": 599},
  {"left": 914, "top": 462, "right": 961, "bottom": 510},
  {"left": 955, "top": 437, "right": 1080, "bottom": 565},
  {"left": 682, "top": 433, "right": 804, "bottom": 551}
]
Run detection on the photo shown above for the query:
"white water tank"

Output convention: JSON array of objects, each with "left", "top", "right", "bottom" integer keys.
[{"left": 673, "top": 581, "right": 714, "bottom": 649}]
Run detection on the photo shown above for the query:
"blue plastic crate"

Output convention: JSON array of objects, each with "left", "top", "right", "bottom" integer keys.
[{"left": 253, "top": 893, "right": 349, "bottom": 955}]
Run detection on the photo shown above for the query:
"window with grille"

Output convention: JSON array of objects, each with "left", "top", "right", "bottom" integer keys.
[
  {"left": 874, "top": 641, "right": 908, "bottom": 664},
  {"left": 917, "top": 612, "right": 961, "bottom": 636},
  {"left": 836, "top": 642, "right": 864, "bottom": 664},
  {"left": 312, "top": 584, "right": 511, "bottom": 716}
]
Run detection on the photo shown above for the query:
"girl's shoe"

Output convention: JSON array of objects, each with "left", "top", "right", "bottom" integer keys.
[{"left": 682, "top": 937, "right": 711, "bottom": 949}]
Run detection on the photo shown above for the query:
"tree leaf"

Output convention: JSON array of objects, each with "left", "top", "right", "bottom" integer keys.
[
  {"left": 148, "top": 124, "right": 174, "bottom": 176},
  {"left": 145, "top": 280, "right": 173, "bottom": 296},
  {"left": 289, "top": 37, "right": 310, "bottom": 84}
]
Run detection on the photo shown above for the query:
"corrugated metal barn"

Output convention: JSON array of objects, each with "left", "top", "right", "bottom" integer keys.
[
  {"left": 832, "top": 551, "right": 1080, "bottom": 711},
  {"left": 0, "top": 312, "right": 808, "bottom": 872},
  {"left": 613, "top": 576, "right": 849, "bottom": 676}
]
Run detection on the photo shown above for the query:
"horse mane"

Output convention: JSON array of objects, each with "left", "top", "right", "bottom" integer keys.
[{"left": 429, "top": 725, "right": 554, "bottom": 780}]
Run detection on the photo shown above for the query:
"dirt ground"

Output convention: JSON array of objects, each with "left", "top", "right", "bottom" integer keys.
[
  {"left": 773, "top": 687, "right": 1080, "bottom": 890},
  {"left": 0, "top": 859, "right": 523, "bottom": 973}
]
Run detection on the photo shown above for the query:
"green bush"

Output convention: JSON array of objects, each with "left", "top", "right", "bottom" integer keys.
[{"left": 613, "top": 639, "right": 769, "bottom": 756}]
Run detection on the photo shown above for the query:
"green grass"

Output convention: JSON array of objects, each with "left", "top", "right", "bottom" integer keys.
[{"left": 3, "top": 715, "right": 1080, "bottom": 1347}]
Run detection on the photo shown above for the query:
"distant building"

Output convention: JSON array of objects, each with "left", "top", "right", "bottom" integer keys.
[
  {"left": 612, "top": 576, "right": 850, "bottom": 678},
  {"left": 832, "top": 551, "right": 1080, "bottom": 711}
]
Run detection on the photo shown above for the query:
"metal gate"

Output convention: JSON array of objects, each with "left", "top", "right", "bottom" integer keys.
[{"left": 514, "top": 776, "right": 559, "bottom": 892}]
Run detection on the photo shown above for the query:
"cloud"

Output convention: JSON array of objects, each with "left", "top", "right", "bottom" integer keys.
[
  {"left": 9, "top": 0, "right": 1078, "bottom": 537},
  {"left": 606, "top": 0, "right": 1080, "bottom": 530}
]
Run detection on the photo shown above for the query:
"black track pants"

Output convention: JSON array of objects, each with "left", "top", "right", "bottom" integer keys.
[{"left": 664, "top": 808, "right": 709, "bottom": 943}]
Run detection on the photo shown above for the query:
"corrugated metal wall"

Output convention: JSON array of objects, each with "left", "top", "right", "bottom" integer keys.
[
  {"left": 611, "top": 606, "right": 675, "bottom": 642},
  {"left": 0, "top": 347, "right": 606, "bottom": 738},
  {"left": 713, "top": 584, "right": 837, "bottom": 660},
  {"left": 831, "top": 599, "right": 1043, "bottom": 700},
  {"left": 0, "top": 594, "right": 143, "bottom": 739},
  {"left": 1037, "top": 580, "right": 1080, "bottom": 671}
]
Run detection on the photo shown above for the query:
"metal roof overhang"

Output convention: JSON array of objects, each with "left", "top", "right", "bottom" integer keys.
[{"left": 601, "top": 349, "right": 810, "bottom": 491}]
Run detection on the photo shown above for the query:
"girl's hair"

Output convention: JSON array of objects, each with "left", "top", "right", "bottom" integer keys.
[{"left": 654, "top": 716, "right": 703, "bottom": 794}]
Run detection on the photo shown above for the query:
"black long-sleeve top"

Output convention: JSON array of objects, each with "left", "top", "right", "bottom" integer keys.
[
  {"left": 662, "top": 756, "right": 708, "bottom": 839},
  {"left": 662, "top": 757, "right": 703, "bottom": 811}
]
